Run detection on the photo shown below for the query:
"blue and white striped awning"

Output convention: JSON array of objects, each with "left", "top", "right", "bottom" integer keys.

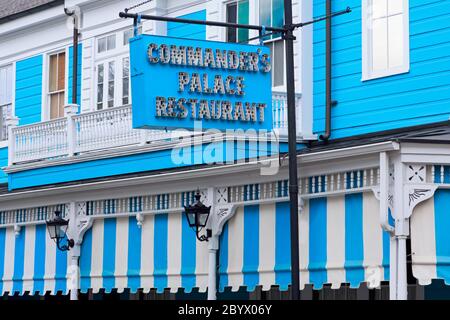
[
  {"left": 219, "top": 191, "right": 390, "bottom": 291},
  {"left": 0, "top": 191, "right": 390, "bottom": 295},
  {"left": 79, "top": 212, "right": 210, "bottom": 293},
  {"left": 411, "top": 189, "right": 450, "bottom": 285},
  {"left": 0, "top": 224, "right": 69, "bottom": 295}
]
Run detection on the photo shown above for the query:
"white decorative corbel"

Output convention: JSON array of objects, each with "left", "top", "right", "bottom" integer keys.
[
  {"left": 404, "top": 184, "right": 438, "bottom": 219},
  {"left": 371, "top": 186, "right": 394, "bottom": 212},
  {"left": 206, "top": 187, "right": 238, "bottom": 237},
  {"left": 212, "top": 203, "right": 238, "bottom": 237},
  {"left": 404, "top": 164, "right": 438, "bottom": 219},
  {"left": 67, "top": 202, "right": 93, "bottom": 248}
]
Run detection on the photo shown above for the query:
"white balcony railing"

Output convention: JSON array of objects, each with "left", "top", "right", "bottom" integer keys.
[{"left": 8, "top": 93, "right": 298, "bottom": 165}]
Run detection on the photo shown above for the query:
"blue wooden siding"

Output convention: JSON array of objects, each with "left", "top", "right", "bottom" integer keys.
[
  {"left": 0, "top": 148, "right": 7, "bottom": 184},
  {"left": 15, "top": 55, "right": 43, "bottom": 125},
  {"left": 313, "top": 0, "right": 450, "bottom": 139},
  {"left": 167, "top": 10, "right": 206, "bottom": 40},
  {"left": 68, "top": 44, "right": 82, "bottom": 106}
]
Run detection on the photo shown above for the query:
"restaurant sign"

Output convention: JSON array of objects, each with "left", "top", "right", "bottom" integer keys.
[{"left": 130, "top": 34, "right": 272, "bottom": 131}]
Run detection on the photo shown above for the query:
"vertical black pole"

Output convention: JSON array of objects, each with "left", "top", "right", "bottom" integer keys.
[
  {"left": 72, "top": 25, "right": 79, "bottom": 105},
  {"left": 283, "top": 0, "right": 300, "bottom": 300}
]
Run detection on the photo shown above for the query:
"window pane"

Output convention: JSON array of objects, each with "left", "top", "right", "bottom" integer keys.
[
  {"left": 273, "top": 40, "right": 284, "bottom": 87},
  {"left": 57, "top": 52, "right": 66, "bottom": 91},
  {"left": 372, "top": 18, "right": 388, "bottom": 71},
  {"left": 388, "top": 0, "right": 403, "bottom": 15},
  {"left": 58, "top": 92, "right": 65, "bottom": 118},
  {"left": 259, "top": 0, "right": 271, "bottom": 29},
  {"left": 49, "top": 54, "right": 58, "bottom": 92},
  {"left": 97, "top": 85, "right": 103, "bottom": 109},
  {"left": 227, "top": 3, "right": 237, "bottom": 42},
  {"left": 98, "top": 38, "right": 106, "bottom": 53},
  {"left": 108, "top": 61, "right": 115, "bottom": 108},
  {"left": 97, "top": 64, "right": 104, "bottom": 83},
  {"left": 123, "top": 57, "right": 130, "bottom": 105},
  {"left": 238, "top": 0, "right": 249, "bottom": 42},
  {"left": 50, "top": 93, "right": 59, "bottom": 119},
  {"left": 124, "top": 29, "right": 133, "bottom": 45},
  {"left": 50, "top": 92, "right": 65, "bottom": 119},
  {"left": 372, "top": 0, "right": 388, "bottom": 19},
  {"left": 388, "top": 14, "right": 404, "bottom": 68},
  {"left": 0, "top": 104, "right": 11, "bottom": 141},
  {"left": 272, "top": 0, "right": 284, "bottom": 30},
  {"left": 107, "top": 35, "right": 116, "bottom": 51},
  {"left": 97, "top": 64, "right": 104, "bottom": 110}
]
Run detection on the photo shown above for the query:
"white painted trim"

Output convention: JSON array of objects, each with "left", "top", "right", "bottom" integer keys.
[
  {"left": 11, "top": 62, "right": 16, "bottom": 118},
  {"left": 361, "top": 0, "right": 410, "bottom": 81},
  {"left": 299, "top": 141, "right": 400, "bottom": 163},
  {"left": 41, "top": 47, "right": 69, "bottom": 121}
]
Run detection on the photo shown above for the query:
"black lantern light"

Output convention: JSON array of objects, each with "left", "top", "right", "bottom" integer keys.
[
  {"left": 46, "top": 211, "right": 74, "bottom": 251},
  {"left": 184, "top": 191, "right": 212, "bottom": 242}
]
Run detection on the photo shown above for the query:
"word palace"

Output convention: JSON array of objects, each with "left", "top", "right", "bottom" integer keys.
[{"left": 147, "top": 43, "right": 272, "bottom": 123}]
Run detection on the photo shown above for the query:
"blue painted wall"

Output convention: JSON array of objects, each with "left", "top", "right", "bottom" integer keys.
[
  {"left": 15, "top": 55, "right": 43, "bottom": 125},
  {"left": 68, "top": 44, "right": 82, "bottom": 106},
  {"left": 0, "top": 148, "right": 7, "bottom": 184},
  {"left": 313, "top": 0, "right": 450, "bottom": 139},
  {"left": 168, "top": 10, "right": 207, "bottom": 40}
]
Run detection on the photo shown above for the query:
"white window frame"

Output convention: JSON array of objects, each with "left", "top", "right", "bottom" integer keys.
[
  {"left": 42, "top": 48, "right": 69, "bottom": 121},
  {"left": 0, "top": 63, "right": 14, "bottom": 145},
  {"left": 256, "top": 0, "right": 286, "bottom": 91},
  {"left": 362, "top": 0, "right": 410, "bottom": 81},
  {"left": 94, "top": 29, "right": 134, "bottom": 110},
  {"left": 224, "top": 0, "right": 251, "bottom": 43}
]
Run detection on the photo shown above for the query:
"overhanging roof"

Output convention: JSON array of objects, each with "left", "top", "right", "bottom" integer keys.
[{"left": 0, "top": 0, "right": 63, "bottom": 24}]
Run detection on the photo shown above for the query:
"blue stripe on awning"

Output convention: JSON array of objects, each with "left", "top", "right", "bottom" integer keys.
[
  {"left": 0, "top": 229, "right": 5, "bottom": 294},
  {"left": 181, "top": 211, "right": 196, "bottom": 292},
  {"left": 80, "top": 227, "right": 92, "bottom": 293},
  {"left": 435, "top": 190, "right": 450, "bottom": 281},
  {"left": 154, "top": 213, "right": 168, "bottom": 293},
  {"left": 344, "top": 193, "right": 365, "bottom": 288},
  {"left": 33, "top": 225, "right": 46, "bottom": 294},
  {"left": 103, "top": 218, "right": 116, "bottom": 293},
  {"left": 309, "top": 197, "right": 327, "bottom": 289}
]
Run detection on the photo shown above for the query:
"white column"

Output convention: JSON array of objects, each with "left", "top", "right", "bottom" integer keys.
[
  {"left": 65, "top": 104, "right": 78, "bottom": 157},
  {"left": 6, "top": 116, "right": 19, "bottom": 166},
  {"left": 397, "top": 236, "right": 408, "bottom": 300},
  {"left": 393, "top": 158, "right": 408, "bottom": 300},
  {"left": 390, "top": 237, "right": 398, "bottom": 300},
  {"left": 69, "top": 248, "right": 80, "bottom": 301},
  {"left": 207, "top": 236, "right": 219, "bottom": 301},
  {"left": 67, "top": 201, "right": 80, "bottom": 301}
]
